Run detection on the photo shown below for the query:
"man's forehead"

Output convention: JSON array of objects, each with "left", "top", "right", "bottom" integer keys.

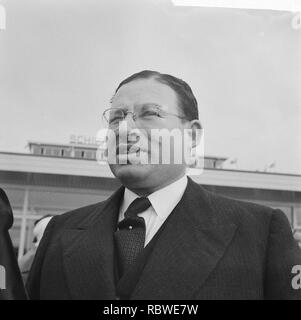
[{"left": 112, "top": 78, "right": 177, "bottom": 107}]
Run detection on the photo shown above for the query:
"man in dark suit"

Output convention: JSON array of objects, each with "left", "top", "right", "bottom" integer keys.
[{"left": 27, "top": 70, "right": 301, "bottom": 300}]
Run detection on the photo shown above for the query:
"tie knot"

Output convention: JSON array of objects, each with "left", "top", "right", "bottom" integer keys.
[{"left": 124, "top": 197, "right": 151, "bottom": 219}]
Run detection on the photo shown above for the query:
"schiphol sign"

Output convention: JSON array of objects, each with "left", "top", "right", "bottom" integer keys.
[{"left": 0, "top": 3, "right": 5, "bottom": 31}]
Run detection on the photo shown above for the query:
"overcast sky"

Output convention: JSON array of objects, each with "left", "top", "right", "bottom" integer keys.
[{"left": 0, "top": 0, "right": 300, "bottom": 174}]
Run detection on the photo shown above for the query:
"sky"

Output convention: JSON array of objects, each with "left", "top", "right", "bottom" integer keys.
[{"left": 0, "top": 0, "right": 300, "bottom": 174}]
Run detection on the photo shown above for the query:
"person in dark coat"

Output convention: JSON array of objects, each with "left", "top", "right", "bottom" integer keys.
[{"left": 27, "top": 70, "right": 301, "bottom": 300}]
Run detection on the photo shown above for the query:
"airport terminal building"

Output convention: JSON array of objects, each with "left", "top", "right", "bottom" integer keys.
[{"left": 0, "top": 140, "right": 300, "bottom": 259}]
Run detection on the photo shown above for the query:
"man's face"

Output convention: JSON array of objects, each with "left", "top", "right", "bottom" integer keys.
[{"left": 108, "top": 77, "right": 190, "bottom": 192}]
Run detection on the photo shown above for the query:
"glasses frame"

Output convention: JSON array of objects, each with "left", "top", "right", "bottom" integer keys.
[{"left": 102, "top": 104, "right": 187, "bottom": 125}]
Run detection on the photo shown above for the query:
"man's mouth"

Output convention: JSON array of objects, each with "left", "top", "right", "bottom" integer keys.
[
  {"left": 115, "top": 144, "right": 149, "bottom": 164},
  {"left": 116, "top": 144, "right": 147, "bottom": 155}
]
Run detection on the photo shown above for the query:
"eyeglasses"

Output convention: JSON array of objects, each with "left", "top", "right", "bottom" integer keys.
[{"left": 102, "top": 104, "right": 186, "bottom": 126}]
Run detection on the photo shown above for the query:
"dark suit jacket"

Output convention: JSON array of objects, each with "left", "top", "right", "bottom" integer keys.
[{"left": 26, "top": 177, "right": 301, "bottom": 300}]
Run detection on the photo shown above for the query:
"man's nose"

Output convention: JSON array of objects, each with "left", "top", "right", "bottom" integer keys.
[
  {"left": 119, "top": 112, "right": 137, "bottom": 132},
  {"left": 124, "top": 112, "right": 137, "bottom": 124},
  {"left": 116, "top": 117, "right": 134, "bottom": 146}
]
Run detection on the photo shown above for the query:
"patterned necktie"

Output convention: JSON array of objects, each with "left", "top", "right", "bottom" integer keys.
[{"left": 114, "top": 197, "right": 151, "bottom": 277}]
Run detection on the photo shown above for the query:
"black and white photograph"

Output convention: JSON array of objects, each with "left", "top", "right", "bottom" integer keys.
[{"left": 0, "top": 0, "right": 301, "bottom": 304}]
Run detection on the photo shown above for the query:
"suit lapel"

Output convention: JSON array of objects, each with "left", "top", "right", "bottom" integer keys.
[
  {"left": 131, "top": 178, "right": 238, "bottom": 300},
  {"left": 60, "top": 186, "right": 124, "bottom": 300},
  {"left": 60, "top": 177, "right": 237, "bottom": 300}
]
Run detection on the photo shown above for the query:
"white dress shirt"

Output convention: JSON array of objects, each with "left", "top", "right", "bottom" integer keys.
[{"left": 118, "top": 174, "right": 188, "bottom": 247}]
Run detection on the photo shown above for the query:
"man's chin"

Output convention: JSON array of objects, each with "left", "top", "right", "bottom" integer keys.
[{"left": 109, "top": 163, "right": 153, "bottom": 184}]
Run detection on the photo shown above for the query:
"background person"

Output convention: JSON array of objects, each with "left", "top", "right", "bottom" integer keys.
[{"left": 18, "top": 215, "right": 53, "bottom": 284}]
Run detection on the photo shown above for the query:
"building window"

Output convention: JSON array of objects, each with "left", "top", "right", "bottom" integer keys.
[
  {"left": 84, "top": 150, "right": 94, "bottom": 159},
  {"left": 51, "top": 148, "right": 60, "bottom": 157},
  {"left": 41, "top": 147, "right": 44, "bottom": 155},
  {"left": 74, "top": 149, "right": 95, "bottom": 159},
  {"left": 74, "top": 150, "right": 82, "bottom": 158},
  {"left": 60, "top": 148, "right": 72, "bottom": 158},
  {"left": 44, "top": 147, "right": 52, "bottom": 156}
]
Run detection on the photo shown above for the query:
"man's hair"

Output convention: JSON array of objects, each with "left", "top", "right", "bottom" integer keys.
[{"left": 114, "top": 70, "right": 199, "bottom": 121}]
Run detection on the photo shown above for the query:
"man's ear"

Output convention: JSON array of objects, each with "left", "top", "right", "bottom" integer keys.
[{"left": 189, "top": 120, "right": 203, "bottom": 149}]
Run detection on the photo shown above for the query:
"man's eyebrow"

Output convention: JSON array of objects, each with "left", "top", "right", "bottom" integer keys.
[
  {"left": 111, "top": 104, "right": 129, "bottom": 110},
  {"left": 136, "top": 102, "right": 163, "bottom": 108},
  {"left": 111, "top": 102, "right": 164, "bottom": 109}
]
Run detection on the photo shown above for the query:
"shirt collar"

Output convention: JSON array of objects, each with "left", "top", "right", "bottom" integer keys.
[{"left": 120, "top": 174, "right": 188, "bottom": 220}]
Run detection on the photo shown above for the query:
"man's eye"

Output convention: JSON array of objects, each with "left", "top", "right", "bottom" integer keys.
[
  {"left": 141, "top": 110, "right": 159, "bottom": 117},
  {"left": 109, "top": 113, "right": 123, "bottom": 123}
]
